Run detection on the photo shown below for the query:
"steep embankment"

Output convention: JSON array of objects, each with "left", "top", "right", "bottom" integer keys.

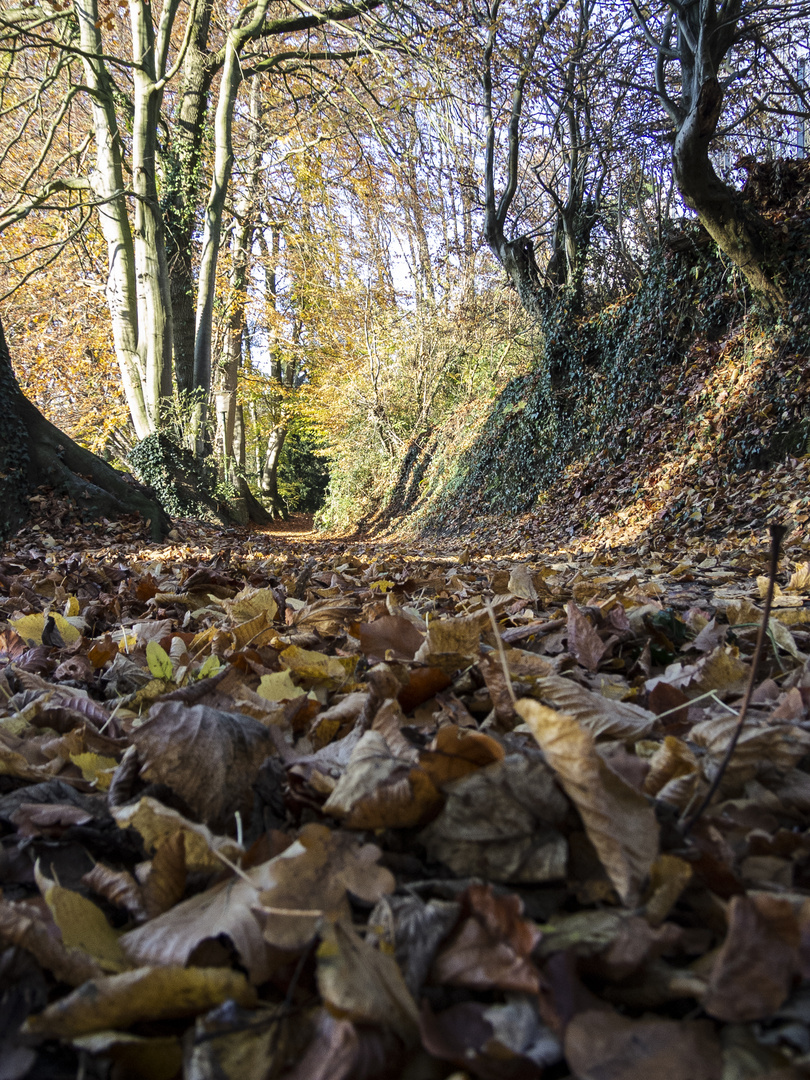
[{"left": 371, "top": 159, "right": 810, "bottom": 557}]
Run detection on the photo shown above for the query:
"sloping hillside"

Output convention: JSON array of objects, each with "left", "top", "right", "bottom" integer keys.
[{"left": 367, "top": 159, "right": 810, "bottom": 559}]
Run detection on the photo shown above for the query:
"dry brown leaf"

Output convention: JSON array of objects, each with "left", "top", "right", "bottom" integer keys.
[
  {"left": 254, "top": 823, "right": 395, "bottom": 950},
  {"left": 82, "top": 863, "right": 147, "bottom": 923},
  {"left": 358, "top": 615, "right": 425, "bottom": 661},
  {"left": 431, "top": 884, "right": 543, "bottom": 995},
  {"left": 517, "top": 699, "right": 659, "bottom": 906},
  {"left": 566, "top": 600, "right": 609, "bottom": 672},
  {"left": 322, "top": 730, "right": 442, "bottom": 829},
  {"left": 507, "top": 563, "right": 538, "bottom": 601},
  {"left": 703, "top": 894, "right": 801, "bottom": 1021},
  {"left": 419, "top": 754, "right": 568, "bottom": 883},
  {"left": 690, "top": 715, "right": 810, "bottom": 791},
  {"left": 120, "top": 858, "right": 276, "bottom": 983},
  {"left": 531, "top": 675, "right": 657, "bottom": 740},
  {"left": 419, "top": 724, "right": 505, "bottom": 787},
  {"left": 132, "top": 702, "right": 276, "bottom": 834},
  {"left": 643, "top": 736, "right": 699, "bottom": 796},
  {"left": 141, "top": 830, "right": 187, "bottom": 918}
]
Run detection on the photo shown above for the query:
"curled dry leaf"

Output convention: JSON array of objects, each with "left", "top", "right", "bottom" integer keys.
[
  {"left": 431, "top": 884, "right": 543, "bottom": 996},
  {"left": 516, "top": 699, "right": 659, "bottom": 906},
  {"left": 322, "top": 730, "right": 442, "bottom": 829},
  {"left": 82, "top": 862, "right": 148, "bottom": 923},
  {"left": 531, "top": 675, "right": 657, "bottom": 740},
  {"left": 419, "top": 724, "right": 505, "bottom": 787},
  {"left": 643, "top": 736, "right": 698, "bottom": 796},
  {"left": 23, "top": 966, "right": 257, "bottom": 1039},
  {"left": 141, "top": 830, "right": 187, "bottom": 918}
]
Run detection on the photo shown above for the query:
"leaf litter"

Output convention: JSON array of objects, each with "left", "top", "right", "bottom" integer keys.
[{"left": 3, "top": 510, "right": 810, "bottom": 1078}]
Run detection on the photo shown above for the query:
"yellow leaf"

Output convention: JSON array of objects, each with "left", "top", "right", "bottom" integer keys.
[
  {"left": 197, "top": 654, "right": 222, "bottom": 678},
  {"left": 69, "top": 752, "right": 118, "bottom": 791},
  {"left": 10, "top": 612, "right": 81, "bottom": 646},
  {"left": 280, "top": 645, "right": 356, "bottom": 686},
  {"left": 24, "top": 966, "right": 257, "bottom": 1039},
  {"left": 516, "top": 698, "right": 659, "bottom": 906},
  {"left": 146, "top": 640, "right": 173, "bottom": 680},
  {"left": 112, "top": 796, "right": 243, "bottom": 873},
  {"left": 64, "top": 596, "right": 80, "bottom": 617},
  {"left": 257, "top": 670, "right": 306, "bottom": 702},
  {"left": 224, "top": 587, "right": 278, "bottom": 623},
  {"left": 36, "top": 863, "right": 128, "bottom": 973}
]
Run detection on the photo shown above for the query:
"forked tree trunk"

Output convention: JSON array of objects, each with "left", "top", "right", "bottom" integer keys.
[{"left": 0, "top": 317, "right": 170, "bottom": 541}]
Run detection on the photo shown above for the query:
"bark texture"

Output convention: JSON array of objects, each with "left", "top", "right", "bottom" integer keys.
[
  {"left": 0, "top": 317, "right": 170, "bottom": 542},
  {"left": 672, "top": 78, "right": 785, "bottom": 306}
]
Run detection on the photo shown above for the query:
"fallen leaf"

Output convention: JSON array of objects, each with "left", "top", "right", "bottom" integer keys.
[
  {"left": 317, "top": 920, "right": 419, "bottom": 1043},
  {"left": 564, "top": 1010, "right": 722, "bottom": 1080},
  {"left": 23, "top": 966, "right": 257, "bottom": 1038},
  {"left": 132, "top": 702, "right": 276, "bottom": 833},
  {"left": 516, "top": 699, "right": 659, "bottom": 905}
]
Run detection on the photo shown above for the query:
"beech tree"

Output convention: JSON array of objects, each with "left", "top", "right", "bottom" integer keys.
[{"left": 0, "top": 0, "right": 385, "bottom": 457}]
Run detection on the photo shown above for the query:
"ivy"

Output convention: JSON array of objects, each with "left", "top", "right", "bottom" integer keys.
[{"left": 129, "top": 433, "right": 220, "bottom": 519}]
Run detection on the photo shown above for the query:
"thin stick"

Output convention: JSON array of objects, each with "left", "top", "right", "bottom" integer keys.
[
  {"left": 681, "top": 523, "right": 786, "bottom": 835},
  {"left": 484, "top": 598, "right": 518, "bottom": 706}
]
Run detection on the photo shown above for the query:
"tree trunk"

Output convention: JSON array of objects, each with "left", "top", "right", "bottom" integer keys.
[
  {"left": 0, "top": 317, "right": 170, "bottom": 542},
  {"left": 164, "top": 0, "right": 215, "bottom": 398},
  {"left": 261, "top": 425, "right": 288, "bottom": 518},
  {"left": 672, "top": 77, "right": 786, "bottom": 307}
]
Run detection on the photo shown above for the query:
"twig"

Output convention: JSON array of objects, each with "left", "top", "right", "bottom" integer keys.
[
  {"left": 681, "top": 523, "right": 787, "bottom": 835},
  {"left": 484, "top": 598, "right": 517, "bottom": 706}
]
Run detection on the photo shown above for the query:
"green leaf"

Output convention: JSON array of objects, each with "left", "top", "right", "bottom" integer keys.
[
  {"left": 146, "top": 640, "right": 173, "bottom": 681},
  {"left": 197, "top": 654, "right": 223, "bottom": 679}
]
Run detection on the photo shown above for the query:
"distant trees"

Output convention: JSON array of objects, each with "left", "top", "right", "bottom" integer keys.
[{"left": 0, "top": 0, "right": 385, "bottom": 461}]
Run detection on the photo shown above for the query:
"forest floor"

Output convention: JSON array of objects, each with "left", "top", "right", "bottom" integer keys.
[{"left": 2, "top": 483, "right": 810, "bottom": 1080}]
